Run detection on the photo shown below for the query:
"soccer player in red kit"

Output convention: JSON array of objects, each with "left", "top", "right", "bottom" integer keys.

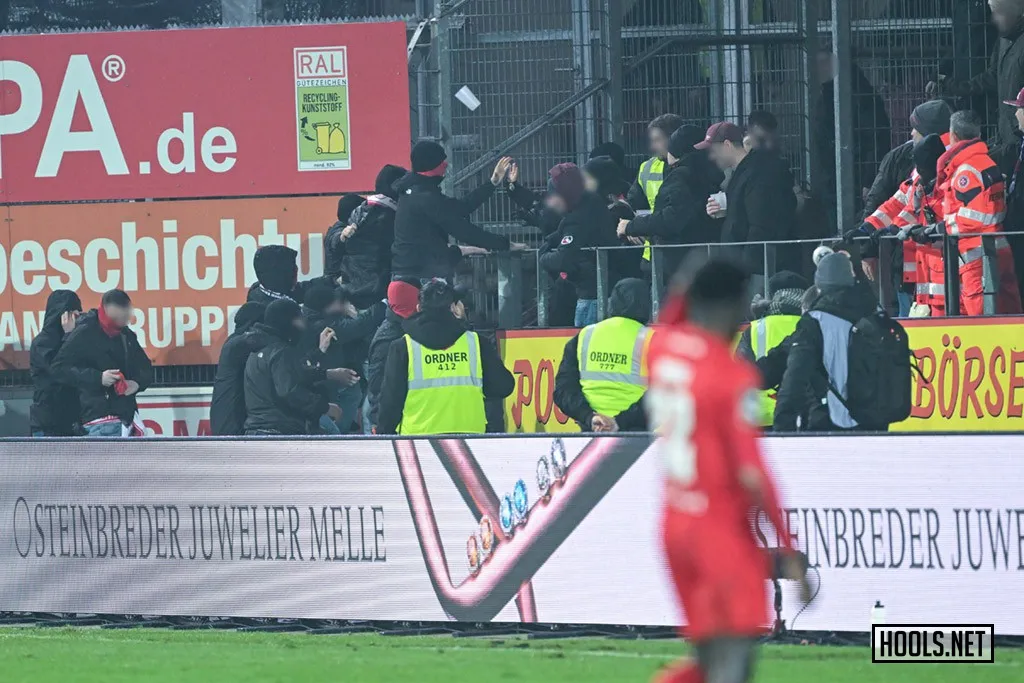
[{"left": 647, "top": 259, "right": 810, "bottom": 683}]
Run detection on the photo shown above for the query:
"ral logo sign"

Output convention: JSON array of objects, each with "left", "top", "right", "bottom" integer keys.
[
  {"left": 294, "top": 47, "right": 352, "bottom": 172},
  {"left": 0, "top": 24, "right": 409, "bottom": 202}
]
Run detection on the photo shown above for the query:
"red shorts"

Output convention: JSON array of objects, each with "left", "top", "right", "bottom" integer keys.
[{"left": 661, "top": 511, "right": 770, "bottom": 641}]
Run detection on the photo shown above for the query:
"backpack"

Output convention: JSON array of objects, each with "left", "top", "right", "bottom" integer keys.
[{"left": 827, "top": 311, "right": 913, "bottom": 429}]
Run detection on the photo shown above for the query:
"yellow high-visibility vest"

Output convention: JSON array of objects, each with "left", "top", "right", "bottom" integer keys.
[
  {"left": 637, "top": 157, "right": 664, "bottom": 262},
  {"left": 577, "top": 317, "right": 651, "bottom": 417},
  {"left": 749, "top": 314, "right": 800, "bottom": 427},
  {"left": 399, "top": 331, "right": 487, "bottom": 435}
]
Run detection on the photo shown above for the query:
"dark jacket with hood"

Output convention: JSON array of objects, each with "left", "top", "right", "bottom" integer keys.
[
  {"left": 52, "top": 309, "right": 154, "bottom": 425},
  {"left": 553, "top": 278, "right": 652, "bottom": 432},
  {"left": 366, "top": 306, "right": 410, "bottom": 429},
  {"left": 539, "top": 192, "right": 620, "bottom": 300},
  {"left": 301, "top": 300, "right": 387, "bottom": 372},
  {"left": 246, "top": 245, "right": 323, "bottom": 305},
  {"left": 326, "top": 165, "right": 406, "bottom": 306},
  {"left": 324, "top": 193, "right": 366, "bottom": 284},
  {"left": 773, "top": 285, "right": 878, "bottom": 432},
  {"left": 817, "top": 65, "right": 892, "bottom": 193},
  {"left": 392, "top": 173, "right": 510, "bottom": 281},
  {"left": 624, "top": 149, "right": 723, "bottom": 275},
  {"left": 242, "top": 304, "right": 328, "bottom": 435},
  {"left": 863, "top": 140, "right": 915, "bottom": 219},
  {"left": 210, "top": 304, "right": 273, "bottom": 436},
  {"left": 722, "top": 149, "right": 798, "bottom": 275},
  {"left": 30, "top": 290, "right": 83, "bottom": 435},
  {"left": 376, "top": 308, "right": 514, "bottom": 435}
]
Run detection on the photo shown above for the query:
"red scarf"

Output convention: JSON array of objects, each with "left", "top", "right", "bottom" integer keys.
[
  {"left": 420, "top": 160, "right": 448, "bottom": 178},
  {"left": 97, "top": 306, "right": 123, "bottom": 338}
]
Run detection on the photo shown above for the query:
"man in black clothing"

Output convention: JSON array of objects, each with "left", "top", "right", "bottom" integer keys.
[
  {"left": 52, "top": 289, "right": 153, "bottom": 437},
  {"left": 553, "top": 278, "right": 651, "bottom": 432},
  {"left": 376, "top": 280, "right": 514, "bottom": 435},
  {"left": 618, "top": 125, "right": 723, "bottom": 277},
  {"left": 928, "top": 0, "right": 1024, "bottom": 171},
  {"left": 366, "top": 279, "right": 420, "bottom": 432},
  {"left": 243, "top": 299, "right": 340, "bottom": 436},
  {"left": 210, "top": 302, "right": 270, "bottom": 436},
  {"left": 861, "top": 99, "right": 952, "bottom": 220},
  {"left": 746, "top": 110, "right": 781, "bottom": 151},
  {"left": 538, "top": 163, "right": 620, "bottom": 327},
  {"left": 29, "top": 290, "right": 82, "bottom": 436},
  {"left": 392, "top": 142, "right": 525, "bottom": 282},
  {"left": 325, "top": 164, "right": 407, "bottom": 306},
  {"left": 585, "top": 155, "right": 642, "bottom": 280},
  {"left": 701, "top": 121, "right": 797, "bottom": 288},
  {"left": 773, "top": 254, "right": 879, "bottom": 432},
  {"left": 324, "top": 193, "right": 366, "bottom": 284},
  {"left": 246, "top": 244, "right": 318, "bottom": 305}
]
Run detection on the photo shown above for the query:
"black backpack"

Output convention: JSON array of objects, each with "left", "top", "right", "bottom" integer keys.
[{"left": 827, "top": 311, "right": 913, "bottom": 430}]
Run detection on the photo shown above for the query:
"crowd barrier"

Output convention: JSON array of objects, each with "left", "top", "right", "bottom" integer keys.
[{"left": 0, "top": 433, "right": 1021, "bottom": 634}]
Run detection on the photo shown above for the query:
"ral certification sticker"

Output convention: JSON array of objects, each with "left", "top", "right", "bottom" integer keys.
[{"left": 294, "top": 47, "right": 352, "bottom": 172}]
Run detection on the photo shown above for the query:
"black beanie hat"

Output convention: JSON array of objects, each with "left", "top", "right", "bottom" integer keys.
[
  {"left": 588, "top": 142, "right": 626, "bottom": 170},
  {"left": 913, "top": 133, "right": 946, "bottom": 185},
  {"left": 668, "top": 125, "right": 705, "bottom": 159},
  {"left": 584, "top": 156, "right": 630, "bottom": 197},
  {"left": 375, "top": 164, "right": 408, "bottom": 198},
  {"left": 411, "top": 141, "right": 447, "bottom": 173},
  {"left": 264, "top": 299, "right": 302, "bottom": 340},
  {"left": 910, "top": 100, "right": 952, "bottom": 138},
  {"left": 252, "top": 245, "right": 299, "bottom": 295},
  {"left": 337, "top": 193, "right": 364, "bottom": 222},
  {"left": 233, "top": 302, "right": 266, "bottom": 330},
  {"left": 303, "top": 284, "right": 339, "bottom": 313}
]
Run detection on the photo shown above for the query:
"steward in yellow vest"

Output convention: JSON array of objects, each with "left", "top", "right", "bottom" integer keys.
[
  {"left": 376, "top": 280, "right": 514, "bottom": 435},
  {"left": 734, "top": 272, "right": 809, "bottom": 428},
  {"left": 626, "top": 114, "right": 686, "bottom": 264},
  {"left": 554, "top": 278, "right": 652, "bottom": 432}
]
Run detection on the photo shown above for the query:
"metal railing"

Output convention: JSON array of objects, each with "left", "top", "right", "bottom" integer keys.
[{"left": 473, "top": 231, "right": 1024, "bottom": 328}]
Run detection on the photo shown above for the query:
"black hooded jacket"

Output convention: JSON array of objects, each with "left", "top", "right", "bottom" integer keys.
[
  {"left": 210, "top": 306, "right": 274, "bottom": 436},
  {"left": 242, "top": 320, "right": 328, "bottom": 436},
  {"left": 300, "top": 301, "right": 387, "bottom": 371},
  {"left": 365, "top": 307, "right": 409, "bottom": 430},
  {"left": 773, "top": 286, "right": 878, "bottom": 432},
  {"left": 391, "top": 173, "right": 510, "bottom": 281},
  {"left": 553, "top": 278, "right": 651, "bottom": 431},
  {"left": 30, "top": 290, "right": 83, "bottom": 435},
  {"left": 246, "top": 245, "right": 325, "bottom": 305},
  {"left": 624, "top": 150, "right": 723, "bottom": 274},
  {"left": 326, "top": 165, "right": 406, "bottom": 306},
  {"left": 538, "top": 192, "right": 620, "bottom": 300},
  {"left": 52, "top": 310, "right": 154, "bottom": 425},
  {"left": 817, "top": 65, "right": 891, "bottom": 193},
  {"left": 376, "top": 309, "right": 514, "bottom": 434}
]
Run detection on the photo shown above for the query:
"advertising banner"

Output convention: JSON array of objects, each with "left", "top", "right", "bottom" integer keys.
[
  {"left": 0, "top": 196, "right": 335, "bottom": 367},
  {"left": 0, "top": 434, "right": 1021, "bottom": 634},
  {"left": 497, "top": 318, "right": 1024, "bottom": 433},
  {"left": 137, "top": 387, "right": 213, "bottom": 437},
  {"left": 0, "top": 23, "right": 410, "bottom": 202}
]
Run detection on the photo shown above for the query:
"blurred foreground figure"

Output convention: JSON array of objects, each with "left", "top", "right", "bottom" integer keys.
[{"left": 647, "top": 258, "right": 808, "bottom": 683}]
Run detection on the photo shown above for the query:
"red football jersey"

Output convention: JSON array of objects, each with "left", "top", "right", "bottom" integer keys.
[{"left": 647, "top": 319, "right": 792, "bottom": 547}]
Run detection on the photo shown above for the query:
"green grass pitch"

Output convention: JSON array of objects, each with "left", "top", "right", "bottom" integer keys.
[{"left": 1, "top": 627, "right": 1019, "bottom": 682}]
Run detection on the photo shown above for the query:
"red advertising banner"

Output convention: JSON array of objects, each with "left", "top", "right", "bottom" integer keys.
[{"left": 0, "top": 23, "right": 410, "bottom": 202}]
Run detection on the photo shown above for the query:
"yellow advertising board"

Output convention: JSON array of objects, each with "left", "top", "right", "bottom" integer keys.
[{"left": 498, "top": 317, "right": 1024, "bottom": 433}]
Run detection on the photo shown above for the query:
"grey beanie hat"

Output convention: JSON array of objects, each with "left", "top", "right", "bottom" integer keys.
[
  {"left": 910, "top": 100, "right": 952, "bottom": 138},
  {"left": 815, "top": 253, "right": 856, "bottom": 290}
]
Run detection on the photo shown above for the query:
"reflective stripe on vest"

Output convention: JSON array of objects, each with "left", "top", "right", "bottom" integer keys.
[
  {"left": 961, "top": 237, "right": 1011, "bottom": 265},
  {"left": 749, "top": 314, "right": 800, "bottom": 427},
  {"left": 578, "top": 317, "right": 650, "bottom": 417},
  {"left": 917, "top": 282, "right": 944, "bottom": 296},
  {"left": 638, "top": 157, "right": 665, "bottom": 262},
  {"left": 399, "top": 331, "right": 487, "bottom": 435}
]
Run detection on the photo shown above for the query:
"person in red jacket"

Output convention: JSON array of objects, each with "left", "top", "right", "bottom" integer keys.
[{"left": 922, "top": 111, "right": 1022, "bottom": 315}]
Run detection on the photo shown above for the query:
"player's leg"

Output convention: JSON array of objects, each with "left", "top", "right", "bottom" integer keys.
[
  {"left": 695, "top": 637, "right": 757, "bottom": 683},
  {"left": 653, "top": 658, "right": 704, "bottom": 683}
]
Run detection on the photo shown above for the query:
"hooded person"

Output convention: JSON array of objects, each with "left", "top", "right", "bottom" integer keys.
[
  {"left": 366, "top": 279, "right": 420, "bottom": 431},
  {"left": 588, "top": 141, "right": 630, "bottom": 181},
  {"left": 619, "top": 125, "right": 725, "bottom": 277},
  {"left": 539, "top": 162, "right": 621, "bottom": 327},
  {"left": 773, "top": 253, "right": 879, "bottom": 432},
  {"left": 209, "top": 302, "right": 274, "bottom": 436},
  {"left": 242, "top": 298, "right": 338, "bottom": 435},
  {"left": 247, "top": 245, "right": 307, "bottom": 305},
  {"left": 324, "top": 192, "right": 369, "bottom": 283},
  {"left": 52, "top": 289, "right": 153, "bottom": 437},
  {"left": 553, "top": 278, "right": 652, "bottom": 433},
  {"left": 376, "top": 279, "right": 514, "bottom": 435},
  {"left": 392, "top": 141, "right": 520, "bottom": 282},
  {"left": 29, "top": 290, "right": 83, "bottom": 436},
  {"left": 327, "top": 164, "right": 408, "bottom": 306}
]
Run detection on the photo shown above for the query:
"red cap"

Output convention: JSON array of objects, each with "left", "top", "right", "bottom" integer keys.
[
  {"left": 1004, "top": 87, "right": 1024, "bottom": 108},
  {"left": 387, "top": 280, "right": 420, "bottom": 319},
  {"left": 694, "top": 122, "right": 744, "bottom": 149}
]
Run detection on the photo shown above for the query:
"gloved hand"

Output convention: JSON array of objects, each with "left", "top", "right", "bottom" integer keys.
[
  {"left": 861, "top": 225, "right": 894, "bottom": 258},
  {"left": 896, "top": 224, "right": 919, "bottom": 242},
  {"left": 842, "top": 223, "right": 873, "bottom": 242},
  {"left": 909, "top": 224, "right": 944, "bottom": 245}
]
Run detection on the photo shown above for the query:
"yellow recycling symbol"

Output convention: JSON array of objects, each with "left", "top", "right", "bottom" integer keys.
[{"left": 313, "top": 122, "right": 347, "bottom": 155}]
